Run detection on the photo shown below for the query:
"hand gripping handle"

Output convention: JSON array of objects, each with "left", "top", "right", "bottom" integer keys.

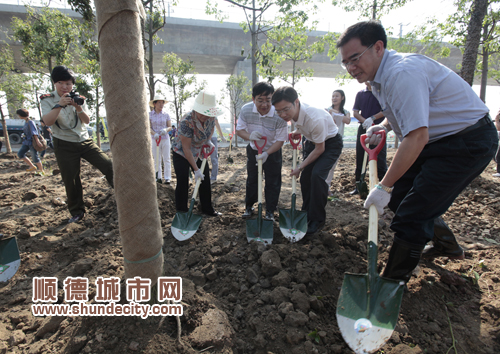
[
  {"left": 201, "top": 144, "right": 215, "bottom": 159},
  {"left": 289, "top": 133, "right": 301, "bottom": 150},
  {"left": 254, "top": 136, "right": 268, "bottom": 155},
  {"left": 360, "top": 130, "right": 386, "bottom": 161}
]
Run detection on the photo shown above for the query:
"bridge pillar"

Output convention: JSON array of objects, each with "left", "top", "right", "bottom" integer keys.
[{"left": 232, "top": 59, "right": 253, "bottom": 85}]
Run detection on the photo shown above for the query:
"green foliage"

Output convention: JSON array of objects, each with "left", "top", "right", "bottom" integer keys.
[
  {"left": 11, "top": 6, "right": 80, "bottom": 75},
  {"left": 220, "top": 73, "right": 251, "bottom": 144},
  {"left": 258, "top": 15, "right": 325, "bottom": 86},
  {"left": 67, "top": 0, "right": 94, "bottom": 23},
  {"left": 160, "top": 53, "right": 206, "bottom": 123},
  {"left": 332, "top": 0, "right": 412, "bottom": 20},
  {"left": 307, "top": 329, "right": 321, "bottom": 344}
]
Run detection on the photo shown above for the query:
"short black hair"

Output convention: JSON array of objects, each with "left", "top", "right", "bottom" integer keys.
[
  {"left": 16, "top": 108, "right": 29, "bottom": 117},
  {"left": 271, "top": 86, "right": 298, "bottom": 106},
  {"left": 337, "top": 21, "right": 387, "bottom": 49},
  {"left": 51, "top": 65, "right": 76, "bottom": 84},
  {"left": 252, "top": 82, "right": 274, "bottom": 98}
]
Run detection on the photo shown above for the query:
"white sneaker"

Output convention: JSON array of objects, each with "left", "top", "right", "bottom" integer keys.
[
  {"left": 493, "top": 173, "right": 500, "bottom": 177},
  {"left": 210, "top": 180, "right": 216, "bottom": 185}
]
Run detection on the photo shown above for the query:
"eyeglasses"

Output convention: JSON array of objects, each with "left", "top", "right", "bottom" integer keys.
[
  {"left": 255, "top": 99, "right": 271, "bottom": 104},
  {"left": 275, "top": 104, "right": 294, "bottom": 115},
  {"left": 341, "top": 44, "right": 373, "bottom": 70}
]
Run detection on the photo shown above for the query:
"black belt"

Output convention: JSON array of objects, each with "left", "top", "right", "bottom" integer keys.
[{"left": 456, "top": 115, "right": 492, "bottom": 136}]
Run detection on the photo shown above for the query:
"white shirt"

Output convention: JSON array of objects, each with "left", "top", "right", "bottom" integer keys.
[{"left": 296, "top": 102, "right": 338, "bottom": 143}]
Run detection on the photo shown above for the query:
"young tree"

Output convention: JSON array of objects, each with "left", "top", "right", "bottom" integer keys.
[
  {"left": 143, "top": 0, "right": 168, "bottom": 100},
  {"left": 11, "top": 6, "right": 81, "bottom": 90},
  {"left": 206, "top": 0, "right": 317, "bottom": 87},
  {"left": 258, "top": 15, "right": 325, "bottom": 87},
  {"left": 0, "top": 46, "right": 30, "bottom": 153},
  {"left": 160, "top": 53, "right": 206, "bottom": 124},
  {"left": 219, "top": 72, "right": 252, "bottom": 147},
  {"left": 332, "top": 0, "right": 412, "bottom": 20}
]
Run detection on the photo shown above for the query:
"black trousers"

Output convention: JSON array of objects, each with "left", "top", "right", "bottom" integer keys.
[
  {"left": 172, "top": 151, "right": 214, "bottom": 214},
  {"left": 301, "top": 135, "right": 343, "bottom": 223},
  {"left": 245, "top": 144, "right": 282, "bottom": 213},
  {"left": 53, "top": 137, "right": 113, "bottom": 216},
  {"left": 354, "top": 124, "right": 387, "bottom": 181},
  {"left": 389, "top": 120, "right": 498, "bottom": 246}
]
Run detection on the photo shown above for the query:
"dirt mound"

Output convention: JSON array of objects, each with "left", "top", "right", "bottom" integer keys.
[{"left": 1, "top": 146, "right": 499, "bottom": 353}]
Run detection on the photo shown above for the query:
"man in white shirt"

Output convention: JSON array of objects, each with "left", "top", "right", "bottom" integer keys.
[
  {"left": 236, "top": 82, "right": 288, "bottom": 221},
  {"left": 272, "top": 86, "right": 343, "bottom": 235},
  {"left": 337, "top": 21, "right": 498, "bottom": 282}
]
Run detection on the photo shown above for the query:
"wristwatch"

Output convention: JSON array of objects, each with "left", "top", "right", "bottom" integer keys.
[
  {"left": 376, "top": 183, "right": 394, "bottom": 193},
  {"left": 52, "top": 104, "right": 66, "bottom": 110}
]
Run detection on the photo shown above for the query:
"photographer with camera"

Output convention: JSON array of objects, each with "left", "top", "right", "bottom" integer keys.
[{"left": 41, "top": 66, "right": 114, "bottom": 224}]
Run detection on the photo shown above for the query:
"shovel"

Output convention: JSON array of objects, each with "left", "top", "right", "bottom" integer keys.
[
  {"left": 171, "top": 144, "right": 214, "bottom": 241},
  {"left": 356, "top": 151, "right": 369, "bottom": 199},
  {"left": 279, "top": 133, "right": 307, "bottom": 242},
  {"left": 246, "top": 137, "right": 274, "bottom": 244},
  {"left": 337, "top": 130, "right": 405, "bottom": 354},
  {"left": 0, "top": 236, "right": 20, "bottom": 283},
  {"left": 155, "top": 136, "right": 162, "bottom": 180}
]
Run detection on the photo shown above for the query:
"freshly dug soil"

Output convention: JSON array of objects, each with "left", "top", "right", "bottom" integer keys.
[{"left": 0, "top": 145, "right": 499, "bottom": 354}]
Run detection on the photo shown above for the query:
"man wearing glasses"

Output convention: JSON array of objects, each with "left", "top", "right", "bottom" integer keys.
[
  {"left": 236, "top": 82, "right": 288, "bottom": 221},
  {"left": 337, "top": 21, "right": 498, "bottom": 282},
  {"left": 272, "top": 86, "right": 343, "bottom": 235}
]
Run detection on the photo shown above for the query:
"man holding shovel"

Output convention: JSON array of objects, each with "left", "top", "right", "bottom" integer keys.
[
  {"left": 236, "top": 82, "right": 288, "bottom": 222},
  {"left": 337, "top": 21, "right": 498, "bottom": 282},
  {"left": 351, "top": 82, "right": 386, "bottom": 196},
  {"left": 272, "top": 86, "right": 343, "bottom": 235}
]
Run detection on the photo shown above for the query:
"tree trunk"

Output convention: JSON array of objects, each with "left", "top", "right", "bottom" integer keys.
[
  {"left": 459, "top": 0, "right": 488, "bottom": 86},
  {"left": 148, "top": 0, "right": 155, "bottom": 100},
  {"left": 251, "top": 0, "right": 257, "bottom": 87},
  {"left": 95, "top": 0, "right": 163, "bottom": 283},
  {"left": 479, "top": 23, "right": 488, "bottom": 102},
  {"left": 0, "top": 107, "right": 12, "bottom": 153},
  {"left": 96, "top": 86, "right": 101, "bottom": 147}
]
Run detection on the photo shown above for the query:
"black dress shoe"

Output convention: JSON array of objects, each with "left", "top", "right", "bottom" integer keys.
[
  {"left": 156, "top": 178, "right": 163, "bottom": 184},
  {"left": 306, "top": 220, "right": 325, "bottom": 235},
  {"left": 350, "top": 188, "right": 359, "bottom": 195},
  {"left": 242, "top": 207, "right": 254, "bottom": 219},
  {"left": 204, "top": 210, "right": 222, "bottom": 217}
]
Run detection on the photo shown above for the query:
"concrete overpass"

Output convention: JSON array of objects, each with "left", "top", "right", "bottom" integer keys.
[{"left": 0, "top": 3, "right": 485, "bottom": 84}]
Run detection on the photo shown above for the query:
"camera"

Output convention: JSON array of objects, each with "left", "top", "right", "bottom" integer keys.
[{"left": 69, "top": 91, "right": 85, "bottom": 105}]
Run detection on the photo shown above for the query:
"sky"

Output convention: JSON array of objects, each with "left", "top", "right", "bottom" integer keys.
[{"left": 2, "top": 0, "right": 499, "bottom": 123}]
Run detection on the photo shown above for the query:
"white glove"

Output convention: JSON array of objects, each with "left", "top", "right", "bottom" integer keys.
[
  {"left": 160, "top": 128, "right": 167, "bottom": 136},
  {"left": 194, "top": 169, "right": 204, "bottom": 181},
  {"left": 220, "top": 135, "right": 227, "bottom": 143},
  {"left": 366, "top": 124, "right": 388, "bottom": 145},
  {"left": 364, "top": 185, "right": 391, "bottom": 215},
  {"left": 153, "top": 133, "right": 160, "bottom": 140},
  {"left": 362, "top": 117, "right": 374, "bottom": 129},
  {"left": 256, "top": 151, "right": 269, "bottom": 164},
  {"left": 249, "top": 131, "right": 262, "bottom": 141}
]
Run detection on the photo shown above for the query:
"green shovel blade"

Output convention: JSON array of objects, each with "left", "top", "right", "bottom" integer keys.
[
  {"left": 246, "top": 204, "right": 274, "bottom": 244},
  {"left": 0, "top": 237, "right": 21, "bottom": 283},
  {"left": 171, "top": 199, "right": 203, "bottom": 241},
  {"left": 279, "top": 194, "right": 307, "bottom": 242},
  {"left": 336, "top": 242, "right": 404, "bottom": 353},
  {"left": 356, "top": 176, "right": 369, "bottom": 199}
]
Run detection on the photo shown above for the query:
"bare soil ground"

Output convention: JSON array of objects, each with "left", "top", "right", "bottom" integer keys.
[{"left": 1, "top": 145, "right": 499, "bottom": 354}]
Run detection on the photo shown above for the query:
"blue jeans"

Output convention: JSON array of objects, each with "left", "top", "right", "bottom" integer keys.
[
  {"left": 17, "top": 143, "right": 40, "bottom": 163},
  {"left": 210, "top": 136, "right": 219, "bottom": 181},
  {"left": 389, "top": 120, "right": 498, "bottom": 246}
]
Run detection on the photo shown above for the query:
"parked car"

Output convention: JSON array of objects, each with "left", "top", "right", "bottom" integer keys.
[{"left": 0, "top": 119, "right": 25, "bottom": 144}]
